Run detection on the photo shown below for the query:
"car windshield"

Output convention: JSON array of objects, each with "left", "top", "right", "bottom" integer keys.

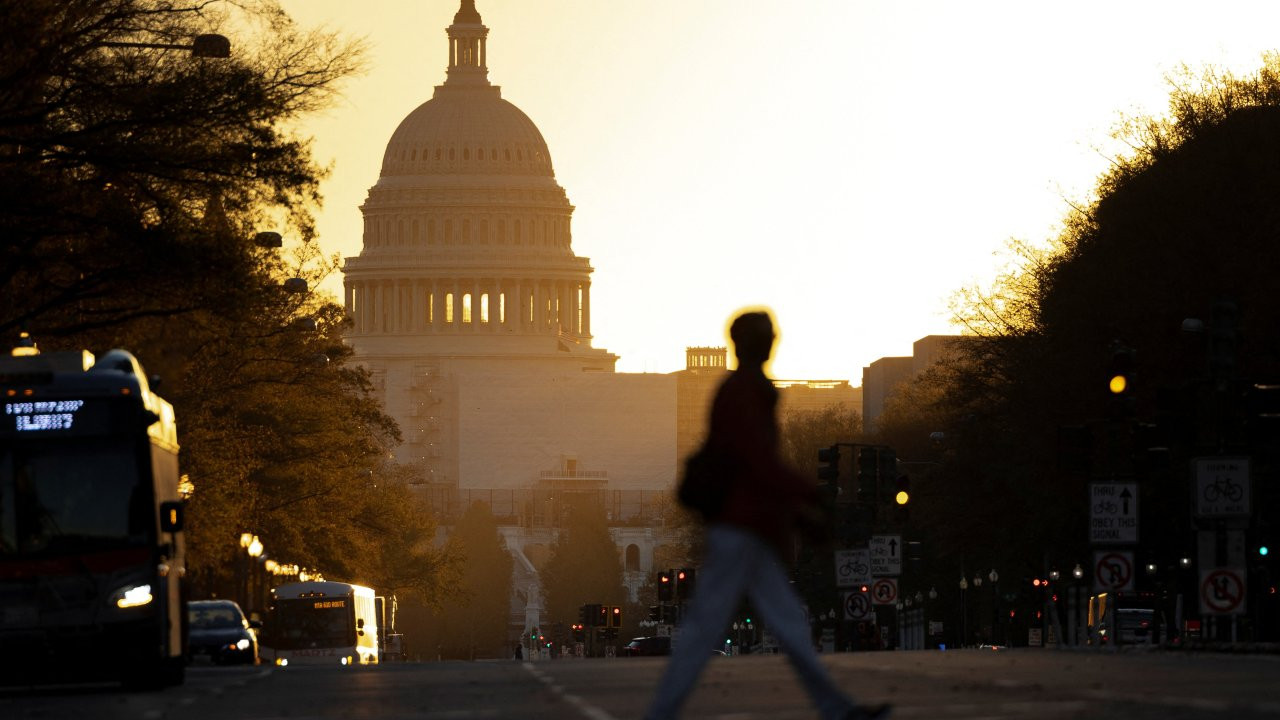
[
  {"left": 0, "top": 439, "right": 149, "bottom": 556},
  {"left": 190, "top": 605, "right": 245, "bottom": 630}
]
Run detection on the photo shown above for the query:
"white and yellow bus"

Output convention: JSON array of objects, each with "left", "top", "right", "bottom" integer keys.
[{"left": 261, "top": 580, "right": 379, "bottom": 666}]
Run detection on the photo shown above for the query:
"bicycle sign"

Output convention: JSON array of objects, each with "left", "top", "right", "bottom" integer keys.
[
  {"left": 834, "top": 548, "right": 871, "bottom": 588},
  {"left": 1193, "top": 457, "right": 1251, "bottom": 518}
]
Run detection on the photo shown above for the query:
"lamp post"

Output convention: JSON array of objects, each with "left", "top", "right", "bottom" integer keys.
[
  {"left": 98, "top": 34, "right": 231, "bottom": 58},
  {"left": 244, "top": 534, "right": 263, "bottom": 620},
  {"left": 989, "top": 569, "right": 1000, "bottom": 646},
  {"left": 959, "top": 576, "right": 968, "bottom": 647}
]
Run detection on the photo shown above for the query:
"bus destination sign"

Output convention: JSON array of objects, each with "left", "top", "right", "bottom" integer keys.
[{"left": 6, "top": 399, "right": 87, "bottom": 432}]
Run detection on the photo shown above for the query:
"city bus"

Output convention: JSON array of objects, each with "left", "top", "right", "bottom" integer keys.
[
  {"left": 0, "top": 342, "right": 187, "bottom": 687},
  {"left": 261, "top": 580, "right": 380, "bottom": 666}
]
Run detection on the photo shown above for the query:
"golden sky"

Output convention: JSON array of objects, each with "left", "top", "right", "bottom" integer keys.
[{"left": 278, "top": 0, "right": 1280, "bottom": 381}]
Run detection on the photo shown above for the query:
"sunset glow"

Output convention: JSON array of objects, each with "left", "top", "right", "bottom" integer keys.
[{"left": 281, "top": 0, "right": 1280, "bottom": 380}]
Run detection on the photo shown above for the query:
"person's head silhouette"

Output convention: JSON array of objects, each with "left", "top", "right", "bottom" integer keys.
[{"left": 729, "top": 311, "right": 774, "bottom": 367}]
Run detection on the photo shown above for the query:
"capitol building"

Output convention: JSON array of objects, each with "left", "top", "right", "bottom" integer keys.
[{"left": 342, "top": 2, "right": 857, "bottom": 631}]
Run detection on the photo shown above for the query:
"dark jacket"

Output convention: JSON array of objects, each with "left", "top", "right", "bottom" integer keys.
[{"left": 705, "top": 367, "right": 818, "bottom": 553}]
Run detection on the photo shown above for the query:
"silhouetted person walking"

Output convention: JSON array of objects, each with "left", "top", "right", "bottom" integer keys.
[{"left": 644, "top": 311, "right": 889, "bottom": 720}]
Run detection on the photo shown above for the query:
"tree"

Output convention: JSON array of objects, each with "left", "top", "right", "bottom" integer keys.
[
  {"left": 0, "top": 0, "right": 364, "bottom": 340},
  {"left": 412, "top": 502, "right": 513, "bottom": 660},
  {"left": 896, "top": 56, "right": 1280, "bottom": 587},
  {"left": 0, "top": 3, "right": 462, "bottom": 607},
  {"left": 539, "top": 498, "right": 626, "bottom": 629}
]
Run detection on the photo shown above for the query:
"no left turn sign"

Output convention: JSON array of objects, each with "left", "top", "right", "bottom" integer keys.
[{"left": 1200, "top": 568, "right": 1247, "bottom": 615}]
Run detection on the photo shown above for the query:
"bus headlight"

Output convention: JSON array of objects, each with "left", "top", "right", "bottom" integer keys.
[{"left": 110, "top": 583, "right": 153, "bottom": 609}]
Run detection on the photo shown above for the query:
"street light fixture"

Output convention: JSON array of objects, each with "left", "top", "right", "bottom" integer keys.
[
  {"left": 1073, "top": 563, "right": 1084, "bottom": 579},
  {"left": 98, "top": 33, "right": 231, "bottom": 58}
]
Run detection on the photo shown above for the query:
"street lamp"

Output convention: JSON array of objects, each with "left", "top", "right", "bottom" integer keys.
[
  {"left": 988, "top": 570, "right": 1000, "bottom": 647},
  {"left": 98, "top": 33, "right": 231, "bottom": 58},
  {"left": 959, "top": 577, "right": 968, "bottom": 647}
]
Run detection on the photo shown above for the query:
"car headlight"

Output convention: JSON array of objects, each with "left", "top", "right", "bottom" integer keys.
[
  {"left": 236, "top": 638, "right": 251, "bottom": 651},
  {"left": 109, "top": 583, "right": 153, "bottom": 609}
]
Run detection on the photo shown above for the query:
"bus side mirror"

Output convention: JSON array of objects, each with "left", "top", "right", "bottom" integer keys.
[{"left": 159, "top": 501, "right": 184, "bottom": 532}]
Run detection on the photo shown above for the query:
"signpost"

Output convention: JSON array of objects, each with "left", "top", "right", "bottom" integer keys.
[
  {"left": 1199, "top": 568, "right": 1247, "bottom": 616},
  {"left": 869, "top": 535, "right": 902, "bottom": 577},
  {"left": 835, "top": 548, "right": 871, "bottom": 588},
  {"left": 870, "top": 578, "right": 898, "bottom": 606},
  {"left": 843, "top": 590, "right": 872, "bottom": 621},
  {"left": 1193, "top": 457, "right": 1251, "bottom": 518},
  {"left": 1092, "top": 550, "right": 1135, "bottom": 593},
  {"left": 1090, "top": 482, "right": 1138, "bottom": 544}
]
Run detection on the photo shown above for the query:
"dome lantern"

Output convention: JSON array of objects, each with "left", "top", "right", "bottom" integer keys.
[{"left": 446, "top": 0, "right": 489, "bottom": 87}]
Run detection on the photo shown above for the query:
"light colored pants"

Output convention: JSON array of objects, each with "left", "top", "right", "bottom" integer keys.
[{"left": 644, "top": 524, "right": 855, "bottom": 720}]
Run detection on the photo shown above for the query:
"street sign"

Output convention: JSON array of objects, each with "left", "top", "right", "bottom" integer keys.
[
  {"left": 835, "top": 548, "right": 871, "bottom": 588},
  {"left": 1090, "top": 482, "right": 1138, "bottom": 544},
  {"left": 843, "top": 590, "right": 872, "bottom": 620},
  {"left": 869, "top": 534, "right": 902, "bottom": 576},
  {"left": 1028, "top": 628, "right": 1043, "bottom": 647},
  {"left": 1092, "top": 550, "right": 1134, "bottom": 593},
  {"left": 870, "top": 578, "right": 898, "bottom": 606},
  {"left": 1199, "top": 568, "right": 1247, "bottom": 615},
  {"left": 1193, "top": 457, "right": 1251, "bottom": 518}
]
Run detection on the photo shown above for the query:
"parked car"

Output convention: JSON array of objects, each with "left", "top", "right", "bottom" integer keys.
[
  {"left": 620, "top": 636, "right": 671, "bottom": 657},
  {"left": 188, "top": 600, "right": 259, "bottom": 665}
]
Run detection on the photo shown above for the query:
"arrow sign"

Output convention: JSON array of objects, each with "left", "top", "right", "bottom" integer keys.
[
  {"left": 869, "top": 535, "right": 902, "bottom": 577},
  {"left": 1090, "top": 483, "right": 1138, "bottom": 544}
]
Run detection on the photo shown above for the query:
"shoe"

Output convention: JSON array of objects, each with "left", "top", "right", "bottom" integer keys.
[{"left": 845, "top": 704, "right": 891, "bottom": 720}]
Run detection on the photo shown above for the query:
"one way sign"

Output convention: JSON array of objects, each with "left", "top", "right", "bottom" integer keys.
[{"left": 870, "top": 534, "right": 902, "bottom": 576}]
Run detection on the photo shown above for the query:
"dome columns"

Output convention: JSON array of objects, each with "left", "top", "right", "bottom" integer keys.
[{"left": 346, "top": 275, "right": 592, "bottom": 340}]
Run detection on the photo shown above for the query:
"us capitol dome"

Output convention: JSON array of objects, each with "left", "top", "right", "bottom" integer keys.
[
  {"left": 341, "top": 1, "right": 674, "bottom": 499},
  {"left": 343, "top": 0, "right": 614, "bottom": 368}
]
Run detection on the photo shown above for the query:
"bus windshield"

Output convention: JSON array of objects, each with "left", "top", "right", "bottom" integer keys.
[
  {"left": 0, "top": 439, "right": 149, "bottom": 556},
  {"left": 272, "top": 598, "right": 354, "bottom": 649}
]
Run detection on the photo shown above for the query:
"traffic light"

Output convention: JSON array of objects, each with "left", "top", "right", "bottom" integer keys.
[
  {"left": 658, "top": 570, "right": 673, "bottom": 602},
  {"left": 894, "top": 475, "right": 910, "bottom": 505},
  {"left": 1107, "top": 343, "right": 1136, "bottom": 417},
  {"left": 608, "top": 606, "right": 622, "bottom": 629},
  {"left": 676, "top": 568, "right": 696, "bottom": 600},
  {"left": 571, "top": 623, "right": 585, "bottom": 642},
  {"left": 648, "top": 605, "right": 661, "bottom": 622},
  {"left": 817, "top": 445, "right": 840, "bottom": 483},
  {"left": 857, "top": 447, "right": 878, "bottom": 502},
  {"left": 596, "top": 604, "right": 609, "bottom": 627},
  {"left": 583, "top": 603, "right": 602, "bottom": 627},
  {"left": 877, "top": 448, "right": 897, "bottom": 495}
]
